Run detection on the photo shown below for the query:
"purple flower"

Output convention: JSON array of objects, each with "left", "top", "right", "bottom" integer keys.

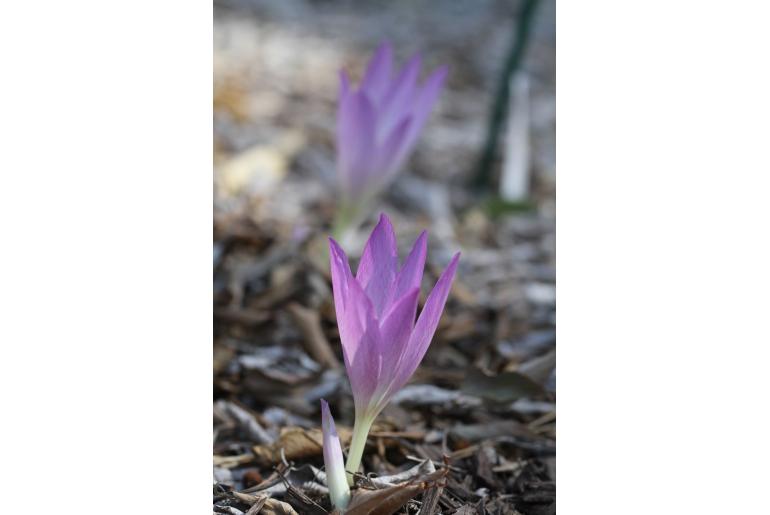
[
  {"left": 336, "top": 43, "right": 447, "bottom": 205},
  {"left": 328, "top": 213, "right": 460, "bottom": 482},
  {"left": 320, "top": 399, "right": 350, "bottom": 509}
]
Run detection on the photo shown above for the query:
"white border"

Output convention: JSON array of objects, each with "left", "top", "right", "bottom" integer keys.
[
  {"left": 559, "top": 1, "right": 770, "bottom": 512},
  {"left": 1, "top": 1, "right": 769, "bottom": 513},
  {"left": 0, "top": 1, "right": 211, "bottom": 513}
]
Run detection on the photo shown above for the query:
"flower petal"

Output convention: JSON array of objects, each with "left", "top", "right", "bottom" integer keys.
[
  {"left": 361, "top": 42, "right": 393, "bottom": 104},
  {"left": 374, "top": 116, "right": 412, "bottom": 182},
  {"left": 382, "top": 252, "right": 460, "bottom": 400},
  {"left": 377, "top": 229, "right": 427, "bottom": 310},
  {"left": 337, "top": 90, "right": 377, "bottom": 197},
  {"left": 379, "top": 54, "right": 421, "bottom": 137},
  {"left": 400, "top": 65, "right": 447, "bottom": 162},
  {"left": 377, "top": 287, "right": 420, "bottom": 375},
  {"left": 329, "top": 237, "right": 353, "bottom": 316},
  {"left": 393, "top": 230, "right": 427, "bottom": 302},
  {"left": 330, "top": 237, "right": 385, "bottom": 414},
  {"left": 356, "top": 213, "right": 398, "bottom": 316},
  {"left": 345, "top": 277, "right": 383, "bottom": 414}
]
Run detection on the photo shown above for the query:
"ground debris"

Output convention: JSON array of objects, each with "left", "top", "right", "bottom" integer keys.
[{"left": 252, "top": 426, "right": 351, "bottom": 466}]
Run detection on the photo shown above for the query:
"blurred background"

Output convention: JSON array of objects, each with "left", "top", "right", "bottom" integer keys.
[{"left": 214, "top": 0, "right": 555, "bottom": 513}]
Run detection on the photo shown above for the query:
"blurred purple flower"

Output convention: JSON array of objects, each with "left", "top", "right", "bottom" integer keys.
[
  {"left": 328, "top": 213, "right": 460, "bottom": 482},
  {"left": 320, "top": 399, "right": 350, "bottom": 509},
  {"left": 336, "top": 43, "right": 447, "bottom": 203}
]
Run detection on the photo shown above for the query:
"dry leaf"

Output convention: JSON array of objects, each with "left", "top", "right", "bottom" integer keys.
[
  {"left": 260, "top": 498, "right": 299, "bottom": 515},
  {"left": 252, "top": 426, "right": 351, "bottom": 466},
  {"left": 343, "top": 468, "right": 447, "bottom": 515}
]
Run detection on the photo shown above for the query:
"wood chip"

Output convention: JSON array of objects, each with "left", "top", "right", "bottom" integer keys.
[{"left": 287, "top": 302, "right": 340, "bottom": 369}]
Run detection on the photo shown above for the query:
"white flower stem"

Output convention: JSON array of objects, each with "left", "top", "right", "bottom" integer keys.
[
  {"left": 345, "top": 416, "right": 374, "bottom": 486},
  {"left": 328, "top": 466, "right": 351, "bottom": 510}
]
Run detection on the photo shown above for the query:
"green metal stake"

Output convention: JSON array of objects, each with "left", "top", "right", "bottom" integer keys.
[{"left": 472, "top": 0, "right": 542, "bottom": 191}]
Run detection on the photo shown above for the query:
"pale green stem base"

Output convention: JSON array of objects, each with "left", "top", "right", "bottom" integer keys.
[
  {"left": 329, "top": 476, "right": 350, "bottom": 511},
  {"left": 345, "top": 416, "right": 374, "bottom": 486},
  {"left": 331, "top": 199, "right": 359, "bottom": 243}
]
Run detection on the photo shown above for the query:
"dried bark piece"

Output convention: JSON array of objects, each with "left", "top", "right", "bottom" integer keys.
[
  {"left": 287, "top": 302, "right": 340, "bottom": 369},
  {"left": 517, "top": 349, "right": 556, "bottom": 385},
  {"left": 230, "top": 492, "right": 298, "bottom": 515},
  {"left": 461, "top": 368, "right": 544, "bottom": 403},
  {"left": 215, "top": 400, "right": 273, "bottom": 445},
  {"left": 449, "top": 421, "right": 535, "bottom": 445},
  {"left": 284, "top": 481, "right": 328, "bottom": 515},
  {"left": 475, "top": 445, "right": 500, "bottom": 488},
  {"left": 419, "top": 477, "right": 445, "bottom": 515},
  {"left": 367, "top": 459, "right": 435, "bottom": 488}
]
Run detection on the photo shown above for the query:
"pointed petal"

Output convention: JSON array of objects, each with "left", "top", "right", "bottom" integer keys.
[
  {"left": 400, "top": 65, "right": 447, "bottom": 160},
  {"left": 336, "top": 91, "right": 377, "bottom": 197},
  {"left": 385, "top": 54, "right": 422, "bottom": 108},
  {"left": 377, "top": 287, "right": 420, "bottom": 374},
  {"left": 379, "top": 54, "right": 421, "bottom": 137},
  {"left": 329, "top": 237, "right": 353, "bottom": 317},
  {"left": 345, "top": 277, "right": 383, "bottom": 413},
  {"left": 392, "top": 230, "right": 427, "bottom": 302},
  {"left": 361, "top": 42, "right": 393, "bottom": 103},
  {"left": 374, "top": 115, "right": 412, "bottom": 182},
  {"left": 321, "top": 400, "right": 351, "bottom": 509},
  {"left": 382, "top": 252, "right": 460, "bottom": 400},
  {"left": 417, "top": 66, "right": 448, "bottom": 118},
  {"left": 377, "top": 229, "right": 427, "bottom": 310},
  {"left": 356, "top": 213, "right": 399, "bottom": 316},
  {"left": 330, "top": 237, "right": 375, "bottom": 391},
  {"left": 330, "top": 238, "right": 383, "bottom": 415}
]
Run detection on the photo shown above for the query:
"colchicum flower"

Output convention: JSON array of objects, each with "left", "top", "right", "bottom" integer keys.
[
  {"left": 329, "top": 213, "right": 460, "bottom": 484},
  {"left": 334, "top": 43, "right": 447, "bottom": 236},
  {"left": 321, "top": 399, "right": 351, "bottom": 510}
]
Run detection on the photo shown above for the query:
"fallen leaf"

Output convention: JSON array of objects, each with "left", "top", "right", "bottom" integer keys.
[
  {"left": 342, "top": 468, "right": 447, "bottom": 515},
  {"left": 252, "top": 426, "right": 351, "bottom": 466},
  {"left": 258, "top": 498, "right": 298, "bottom": 515}
]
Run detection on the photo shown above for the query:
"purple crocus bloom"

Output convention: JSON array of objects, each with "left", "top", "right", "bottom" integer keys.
[
  {"left": 328, "top": 213, "right": 460, "bottom": 483},
  {"left": 335, "top": 43, "right": 447, "bottom": 223}
]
